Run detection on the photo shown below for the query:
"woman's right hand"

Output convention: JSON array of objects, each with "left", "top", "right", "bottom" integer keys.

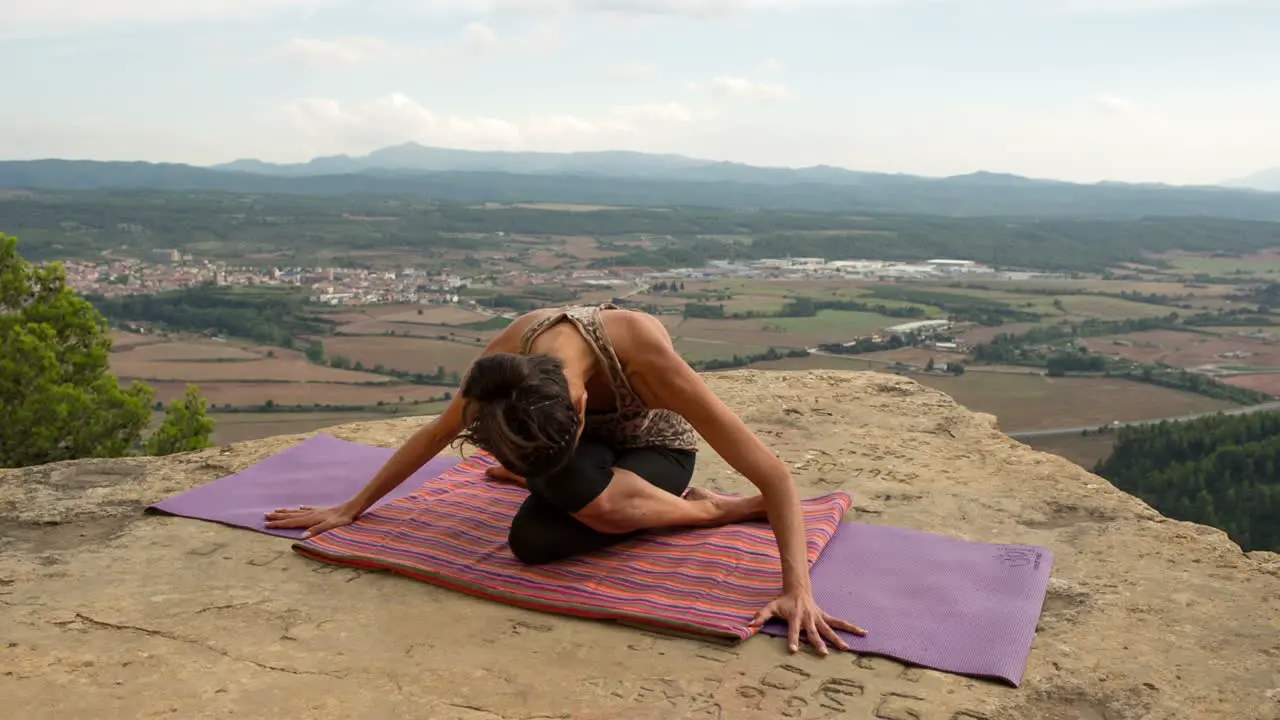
[{"left": 264, "top": 503, "right": 359, "bottom": 538}]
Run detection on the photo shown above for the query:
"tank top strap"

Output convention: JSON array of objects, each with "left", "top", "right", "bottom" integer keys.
[{"left": 517, "top": 303, "right": 642, "bottom": 412}]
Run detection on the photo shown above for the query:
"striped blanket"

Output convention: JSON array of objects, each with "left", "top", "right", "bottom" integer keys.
[{"left": 294, "top": 452, "right": 853, "bottom": 640}]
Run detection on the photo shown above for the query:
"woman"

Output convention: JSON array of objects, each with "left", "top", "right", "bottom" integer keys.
[{"left": 266, "top": 303, "right": 864, "bottom": 655}]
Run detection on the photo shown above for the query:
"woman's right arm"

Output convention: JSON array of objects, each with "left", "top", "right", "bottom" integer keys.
[
  {"left": 262, "top": 398, "right": 468, "bottom": 537},
  {"left": 263, "top": 309, "right": 548, "bottom": 537},
  {"left": 344, "top": 396, "right": 467, "bottom": 515}
]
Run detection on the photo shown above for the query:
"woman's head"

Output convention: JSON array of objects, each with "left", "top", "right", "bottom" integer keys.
[{"left": 458, "top": 352, "right": 582, "bottom": 478}]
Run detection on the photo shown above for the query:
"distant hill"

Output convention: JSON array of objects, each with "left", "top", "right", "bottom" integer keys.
[
  {"left": 211, "top": 143, "right": 1038, "bottom": 187},
  {"left": 6, "top": 146, "right": 1280, "bottom": 221},
  {"left": 1223, "top": 167, "right": 1280, "bottom": 193},
  {"left": 215, "top": 144, "right": 723, "bottom": 179}
]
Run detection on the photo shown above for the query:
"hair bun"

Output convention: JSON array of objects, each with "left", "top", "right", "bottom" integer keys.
[{"left": 463, "top": 353, "right": 532, "bottom": 403}]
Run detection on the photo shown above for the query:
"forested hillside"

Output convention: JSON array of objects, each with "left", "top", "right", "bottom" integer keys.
[
  {"left": 6, "top": 157, "right": 1280, "bottom": 221},
  {"left": 8, "top": 190, "right": 1280, "bottom": 272},
  {"left": 1093, "top": 413, "right": 1280, "bottom": 552}
]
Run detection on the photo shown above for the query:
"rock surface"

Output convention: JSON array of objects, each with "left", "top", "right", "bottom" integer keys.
[{"left": 2, "top": 370, "right": 1278, "bottom": 720}]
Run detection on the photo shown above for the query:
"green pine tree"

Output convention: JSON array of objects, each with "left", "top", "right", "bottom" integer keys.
[
  {"left": 1, "top": 234, "right": 216, "bottom": 468},
  {"left": 145, "top": 385, "right": 216, "bottom": 457}
]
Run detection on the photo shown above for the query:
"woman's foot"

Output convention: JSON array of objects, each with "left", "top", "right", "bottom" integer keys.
[
  {"left": 486, "top": 465, "right": 527, "bottom": 487},
  {"left": 684, "top": 487, "right": 768, "bottom": 526}
]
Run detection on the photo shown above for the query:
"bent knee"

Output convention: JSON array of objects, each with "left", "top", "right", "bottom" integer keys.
[{"left": 507, "top": 521, "right": 567, "bottom": 566}]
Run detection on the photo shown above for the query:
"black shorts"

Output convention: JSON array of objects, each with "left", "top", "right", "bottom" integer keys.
[{"left": 509, "top": 439, "right": 696, "bottom": 565}]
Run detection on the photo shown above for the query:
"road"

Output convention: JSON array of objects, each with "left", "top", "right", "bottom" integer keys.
[{"left": 1006, "top": 400, "right": 1280, "bottom": 439}]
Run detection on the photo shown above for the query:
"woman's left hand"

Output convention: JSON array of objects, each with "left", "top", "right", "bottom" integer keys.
[{"left": 749, "top": 589, "right": 866, "bottom": 656}]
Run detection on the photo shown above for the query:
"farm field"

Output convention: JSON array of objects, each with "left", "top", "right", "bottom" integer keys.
[
  {"left": 112, "top": 339, "right": 262, "bottom": 361},
  {"left": 111, "top": 355, "right": 392, "bottom": 383},
  {"left": 206, "top": 407, "right": 446, "bottom": 446},
  {"left": 317, "top": 304, "right": 470, "bottom": 324},
  {"left": 146, "top": 380, "right": 452, "bottom": 408},
  {"left": 955, "top": 323, "right": 1042, "bottom": 344},
  {"left": 980, "top": 279, "right": 1236, "bottom": 296},
  {"left": 672, "top": 338, "right": 770, "bottom": 362},
  {"left": 744, "top": 354, "right": 892, "bottom": 373},
  {"left": 357, "top": 306, "right": 492, "bottom": 325},
  {"left": 1199, "top": 326, "right": 1279, "bottom": 338},
  {"left": 1149, "top": 250, "right": 1280, "bottom": 278},
  {"left": 1077, "top": 330, "right": 1280, "bottom": 368},
  {"left": 334, "top": 320, "right": 498, "bottom": 341},
  {"left": 729, "top": 355, "right": 1235, "bottom": 432},
  {"left": 770, "top": 309, "right": 921, "bottom": 337},
  {"left": 109, "top": 331, "right": 168, "bottom": 349},
  {"left": 668, "top": 318, "right": 797, "bottom": 347},
  {"left": 683, "top": 279, "right": 872, "bottom": 299},
  {"left": 851, "top": 347, "right": 970, "bottom": 367},
  {"left": 1056, "top": 295, "right": 1176, "bottom": 320},
  {"left": 1220, "top": 374, "right": 1280, "bottom": 395},
  {"left": 1020, "top": 433, "right": 1118, "bottom": 470},
  {"left": 716, "top": 295, "right": 790, "bottom": 315},
  {"left": 322, "top": 336, "right": 484, "bottom": 376},
  {"left": 667, "top": 312, "right": 909, "bottom": 349},
  {"left": 908, "top": 372, "right": 1236, "bottom": 432}
]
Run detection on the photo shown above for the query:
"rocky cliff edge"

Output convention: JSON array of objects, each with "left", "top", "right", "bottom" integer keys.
[{"left": 2, "top": 370, "right": 1278, "bottom": 720}]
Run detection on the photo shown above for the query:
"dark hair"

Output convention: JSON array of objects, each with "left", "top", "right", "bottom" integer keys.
[{"left": 457, "top": 353, "right": 580, "bottom": 478}]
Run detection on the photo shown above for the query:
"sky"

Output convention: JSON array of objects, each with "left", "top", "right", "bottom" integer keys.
[{"left": 2, "top": 0, "right": 1279, "bottom": 185}]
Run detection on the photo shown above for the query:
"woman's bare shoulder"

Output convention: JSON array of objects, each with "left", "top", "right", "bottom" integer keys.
[
  {"left": 601, "top": 309, "right": 676, "bottom": 354},
  {"left": 474, "top": 308, "right": 558, "bottom": 354}
]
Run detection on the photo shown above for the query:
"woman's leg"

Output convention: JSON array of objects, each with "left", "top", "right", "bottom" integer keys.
[{"left": 507, "top": 443, "right": 697, "bottom": 565}]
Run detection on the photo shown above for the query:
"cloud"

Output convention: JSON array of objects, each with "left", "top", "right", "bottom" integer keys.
[
  {"left": 281, "top": 92, "right": 697, "bottom": 153},
  {"left": 0, "top": 0, "right": 328, "bottom": 37},
  {"left": 1094, "top": 94, "right": 1136, "bottom": 114},
  {"left": 462, "top": 21, "right": 499, "bottom": 51},
  {"left": 515, "top": 21, "right": 563, "bottom": 52},
  {"left": 273, "top": 22, "right": 526, "bottom": 69},
  {"left": 761, "top": 57, "right": 782, "bottom": 72},
  {"left": 407, "top": 0, "right": 1237, "bottom": 19},
  {"left": 277, "top": 36, "right": 395, "bottom": 66},
  {"left": 608, "top": 62, "right": 658, "bottom": 81},
  {"left": 0, "top": 0, "right": 841, "bottom": 36},
  {"left": 701, "top": 76, "right": 792, "bottom": 102},
  {"left": 1, "top": 0, "right": 1245, "bottom": 36},
  {"left": 408, "top": 0, "right": 821, "bottom": 16},
  {"left": 604, "top": 102, "right": 696, "bottom": 130},
  {"left": 1056, "top": 0, "right": 1230, "bottom": 11}
]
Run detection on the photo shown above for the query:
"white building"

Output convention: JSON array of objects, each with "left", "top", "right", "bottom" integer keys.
[{"left": 885, "top": 319, "right": 954, "bottom": 334}]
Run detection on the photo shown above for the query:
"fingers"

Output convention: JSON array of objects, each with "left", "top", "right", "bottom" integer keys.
[
  {"left": 748, "top": 603, "right": 776, "bottom": 628},
  {"left": 805, "top": 614, "right": 828, "bottom": 656},
  {"left": 300, "top": 517, "right": 349, "bottom": 539},
  {"left": 825, "top": 615, "right": 868, "bottom": 637},
  {"left": 264, "top": 514, "right": 313, "bottom": 528},
  {"left": 815, "top": 616, "right": 850, "bottom": 652},
  {"left": 787, "top": 612, "right": 801, "bottom": 654},
  {"left": 264, "top": 507, "right": 321, "bottom": 528}
]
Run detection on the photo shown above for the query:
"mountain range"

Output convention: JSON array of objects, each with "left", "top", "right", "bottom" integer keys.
[
  {"left": 2, "top": 143, "right": 1279, "bottom": 221},
  {"left": 1223, "top": 167, "right": 1280, "bottom": 193}
]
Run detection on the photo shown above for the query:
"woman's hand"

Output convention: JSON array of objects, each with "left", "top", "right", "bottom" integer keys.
[
  {"left": 749, "top": 589, "right": 866, "bottom": 656},
  {"left": 264, "top": 504, "right": 359, "bottom": 538}
]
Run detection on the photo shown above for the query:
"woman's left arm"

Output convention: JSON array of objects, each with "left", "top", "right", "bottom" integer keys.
[{"left": 621, "top": 313, "right": 865, "bottom": 655}]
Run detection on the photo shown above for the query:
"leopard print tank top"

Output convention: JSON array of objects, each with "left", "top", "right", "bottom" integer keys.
[{"left": 517, "top": 303, "right": 699, "bottom": 452}]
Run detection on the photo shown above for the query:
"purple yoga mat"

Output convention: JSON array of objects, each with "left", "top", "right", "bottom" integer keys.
[
  {"left": 147, "top": 434, "right": 464, "bottom": 539},
  {"left": 761, "top": 521, "right": 1053, "bottom": 686}
]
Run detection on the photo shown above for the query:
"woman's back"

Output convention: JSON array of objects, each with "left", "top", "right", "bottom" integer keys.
[{"left": 518, "top": 303, "right": 699, "bottom": 452}]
